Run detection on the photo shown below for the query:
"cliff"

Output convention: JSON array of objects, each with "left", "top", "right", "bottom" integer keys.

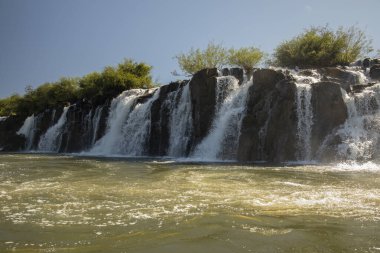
[{"left": 1, "top": 66, "right": 379, "bottom": 163}]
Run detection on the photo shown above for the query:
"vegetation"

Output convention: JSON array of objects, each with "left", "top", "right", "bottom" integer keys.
[
  {"left": 175, "top": 43, "right": 265, "bottom": 75},
  {"left": 175, "top": 42, "right": 228, "bottom": 75},
  {"left": 0, "top": 59, "right": 153, "bottom": 117},
  {"left": 272, "top": 26, "right": 373, "bottom": 68},
  {"left": 228, "top": 47, "right": 264, "bottom": 74}
]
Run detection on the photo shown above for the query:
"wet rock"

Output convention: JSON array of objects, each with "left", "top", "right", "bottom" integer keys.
[
  {"left": 238, "top": 69, "right": 298, "bottom": 162},
  {"left": 310, "top": 82, "right": 348, "bottom": 156},
  {"left": 149, "top": 81, "right": 185, "bottom": 156},
  {"left": 370, "top": 64, "right": 380, "bottom": 80},
  {"left": 221, "top": 68, "right": 245, "bottom": 85},
  {"left": 319, "top": 67, "right": 364, "bottom": 91},
  {"left": 0, "top": 116, "right": 26, "bottom": 151},
  {"left": 189, "top": 68, "right": 219, "bottom": 150}
]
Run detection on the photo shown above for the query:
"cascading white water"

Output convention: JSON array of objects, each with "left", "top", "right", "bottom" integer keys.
[
  {"left": 38, "top": 107, "right": 69, "bottom": 152},
  {"left": 336, "top": 84, "right": 380, "bottom": 160},
  {"left": 91, "top": 106, "right": 103, "bottom": 146},
  {"left": 0, "top": 116, "right": 8, "bottom": 122},
  {"left": 17, "top": 114, "right": 38, "bottom": 150},
  {"left": 293, "top": 71, "right": 321, "bottom": 161},
  {"left": 119, "top": 89, "right": 160, "bottom": 156},
  {"left": 215, "top": 76, "right": 239, "bottom": 112},
  {"left": 90, "top": 89, "right": 147, "bottom": 155},
  {"left": 192, "top": 76, "right": 251, "bottom": 160},
  {"left": 167, "top": 83, "right": 193, "bottom": 157}
]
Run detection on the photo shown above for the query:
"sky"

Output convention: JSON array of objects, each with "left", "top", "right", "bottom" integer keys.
[{"left": 0, "top": 0, "right": 379, "bottom": 98}]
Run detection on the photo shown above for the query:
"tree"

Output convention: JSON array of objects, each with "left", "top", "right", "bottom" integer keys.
[
  {"left": 273, "top": 25, "right": 373, "bottom": 68},
  {"left": 228, "top": 47, "right": 264, "bottom": 74},
  {"left": 175, "top": 42, "right": 228, "bottom": 75}
]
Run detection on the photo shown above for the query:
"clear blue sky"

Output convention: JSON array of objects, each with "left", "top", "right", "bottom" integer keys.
[{"left": 0, "top": 0, "right": 379, "bottom": 98}]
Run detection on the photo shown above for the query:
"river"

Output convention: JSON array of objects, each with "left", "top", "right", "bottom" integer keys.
[{"left": 0, "top": 154, "right": 379, "bottom": 252}]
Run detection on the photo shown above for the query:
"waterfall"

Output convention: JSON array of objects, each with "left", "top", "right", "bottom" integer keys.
[
  {"left": 293, "top": 71, "right": 321, "bottom": 161},
  {"left": 38, "top": 107, "right": 69, "bottom": 152},
  {"left": 90, "top": 89, "right": 159, "bottom": 155},
  {"left": 0, "top": 116, "right": 8, "bottom": 122},
  {"left": 192, "top": 76, "right": 251, "bottom": 160},
  {"left": 119, "top": 89, "right": 160, "bottom": 156},
  {"left": 336, "top": 84, "right": 380, "bottom": 160},
  {"left": 17, "top": 114, "right": 38, "bottom": 150},
  {"left": 91, "top": 106, "right": 103, "bottom": 146},
  {"left": 167, "top": 83, "right": 193, "bottom": 157}
]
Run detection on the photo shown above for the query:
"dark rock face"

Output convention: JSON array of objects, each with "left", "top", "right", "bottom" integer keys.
[
  {"left": 189, "top": 68, "right": 218, "bottom": 150},
  {"left": 0, "top": 116, "right": 26, "bottom": 151},
  {"left": 370, "top": 65, "right": 380, "bottom": 80},
  {"left": 238, "top": 69, "right": 298, "bottom": 162},
  {"left": 319, "top": 67, "right": 362, "bottom": 91},
  {"left": 310, "top": 82, "right": 348, "bottom": 157},
  {"left": 149, "top": 81, "right": 185, "bottom": 156},
  {"left": 222, "top": 68, "right": 245, "bottom": 85},
  {"left": 60, "top": 103, "right": 92, "bottom": 152}
]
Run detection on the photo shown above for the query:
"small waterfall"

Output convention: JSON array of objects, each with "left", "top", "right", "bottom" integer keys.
[
  {"left": 38, "top": 107, "right": 69, "bottom": 152},
  {"left": 336, "top": 84, "right": 380, "bottom": 160},
  {"left": 215, "top": 76, "right": 239, "bottom": 112},
  {"left": 167, "top": 83, "right": 193, "bottom": 157},
  {"left": 0, "top": 116, "right": 8, "bottom": 122},
  {"left": 192, "top": 77, "right": 251, "bottom": 160},
  {"left": 91, "top": 106, "right": 103, "bottom": 146},
  {"left": 90, "top": 89, "right": 147, "bottom": 155},
  {"left": 91, "top": 89, "right": 159, "bottom": 155},
  {"left": 120, "top": 89, "right": 160, "bottom": 156},
  {"left": 17, "top": 114, "right": 38, "bottom": 150},
  {"left": 293, "top": 71, "right": 321, "bottom": 161}
]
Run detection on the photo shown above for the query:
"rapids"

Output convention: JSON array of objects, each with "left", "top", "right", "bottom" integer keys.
[{"left": 0, "top": 154, "right": 379, "bottom": 252}]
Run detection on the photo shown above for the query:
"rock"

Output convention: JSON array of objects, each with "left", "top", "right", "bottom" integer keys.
[
  {"left": 237, "top": 69, "right": 298, "bottom": 162},
  {"left": 149, "top": 81, "right": 185, "bottom": 156},
  {"left": 319, "top": 67, "right": 363, "bottom": 91},
  {"left": 0, "top": 116, "right": 26, "bottom": 151},
  {"left": 310, "top": 82, "right": 348, "bottom": 157},
  {"left": 189, "top": 68, "right": 219, "bottom": 150},
  {"left": 370, "top": 64, "right": 380, "bottom": 80},
  {"left": 221, "top": 68, "right": 245, "bottom": 85}
]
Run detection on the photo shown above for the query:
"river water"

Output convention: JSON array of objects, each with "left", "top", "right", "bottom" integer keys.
[{"left": 0, "top": 154, "right": 379, "bottom": 252}]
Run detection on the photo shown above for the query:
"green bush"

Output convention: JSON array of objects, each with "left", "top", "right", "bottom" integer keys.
[
  {"left": 175, "top": 42, "right": 228, "bottom": 75},
  {"left": 175, "top": 43, "right": 264, "bottom": 75},
  {"left": 228, "top": 47, "right": 264, "bottom": 73},
  {"left": 273, "top": 26, "right": 373, "bottom": 68}
]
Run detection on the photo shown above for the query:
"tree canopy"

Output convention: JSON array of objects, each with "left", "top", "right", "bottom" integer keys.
[{"left": 0, "top": 59, "right": 153, "bottom": 117}]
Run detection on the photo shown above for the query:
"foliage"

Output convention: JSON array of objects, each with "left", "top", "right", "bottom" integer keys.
[
  {"left": 228, "top": 47, "right": 264, "bottom": 72},
  {"left": 175, "top": 43, "right": 265, "bottom": 75},
  {"left": 273, "top": 26, "right": 373, "bottom": 68},
  {"left": 0, "top": 59, "right": 153, "bottom": 116},
  {"left": 175, "top": 42, "right": 228, "bottom": 75}
]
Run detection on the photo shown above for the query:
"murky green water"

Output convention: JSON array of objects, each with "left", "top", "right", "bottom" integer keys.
[{"left": 0, "top": 154, "right": 379, "bottom": 252}]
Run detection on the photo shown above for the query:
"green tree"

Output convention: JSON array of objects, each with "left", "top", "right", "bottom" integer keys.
[
  {"left": 273, "top": 26, "right": 373, "bottom": 68},
  {"left": 175, "top": 42, "right": 228, "bottom": 75},
  {"left": 228, "top": 47, "right": 264, "bottom": 75}
]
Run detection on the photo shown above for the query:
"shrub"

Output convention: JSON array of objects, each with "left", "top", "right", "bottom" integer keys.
[
  {"left": 175, "top": 42, "right": 228, "bottom": 75},
  {"left": 273, "top": 26, "right": 373, "bottom": 68},
  {"left": 228, "top": 47, "right": 264, "bottom": 73}
]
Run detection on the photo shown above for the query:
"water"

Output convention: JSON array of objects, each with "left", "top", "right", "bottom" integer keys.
[
  {"left": 167, "top": 83, "right": 193, "bottom": 157},
  {"left": 38, "top": 107, "right": 70, "bottom": 152},
  {"left": 90, "top": 89, "right": 148, "bottom": 155},
  {"left": 17, "top": 114, "right": 37, "bottom": 150},
  {"left": 192, "top": 77, "right": 251, "bottom": 160},
  {"left": 293, "top": 71, "right": 321, "bottom": 161},
  {"left": 0, "top": 153, "right": 379, "bottom": 252}
]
